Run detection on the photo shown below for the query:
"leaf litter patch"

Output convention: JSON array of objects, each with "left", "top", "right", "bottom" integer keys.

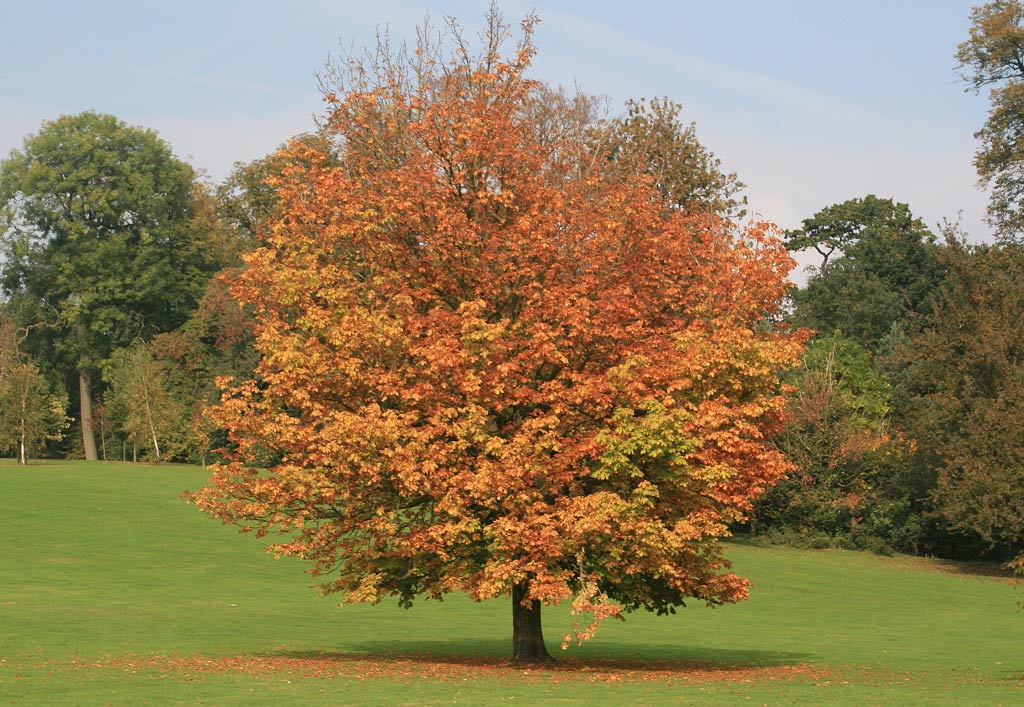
[{"left": 71, "top": 652, "right": 831, "bottom": 685}]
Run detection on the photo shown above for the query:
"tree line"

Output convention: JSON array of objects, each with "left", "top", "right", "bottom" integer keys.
[
  {"left": 2, "top": 1, "right": 1024, "bottom": 660},
  {"left": 752, "top": 0, "right": 1024, "bottom": 564}
]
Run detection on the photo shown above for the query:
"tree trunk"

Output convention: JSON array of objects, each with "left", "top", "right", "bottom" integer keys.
[
  {"left": 512, "top": 581, "right": 553, "bottom": 663},
  {"left": 19, "top": 377, "right": 27, "bottom": 465},
  {"left": 78, "top": 367, "right": 98, "bottom": 461},
  {"left": 139, "top": 371, "right": 161, "bottom": 462}
]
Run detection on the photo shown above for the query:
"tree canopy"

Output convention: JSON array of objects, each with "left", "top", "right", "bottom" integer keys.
[
  {"left": 786, "top": 195, "right": 942, "bottom": 352},
  {"left": 957, "top": 0, "right": 1024, "bottom": 239},
  {"left": 0, "top": 111, "right": 227, "bottom": 458},
  {"left": 893, "top": 239, "right": 1024, "bottom": 560},
  {"left": 758, "top": 334, "right": 919, "bottom": 551},
  {"left": 601, "top": 97, "right": 746, "bottom": 218},
  {"left": 191, "top": 13, "right": 804, "bottom": 662}
]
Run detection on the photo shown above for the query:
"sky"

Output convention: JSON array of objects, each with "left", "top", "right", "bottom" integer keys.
[{"left": 0, "top": 1, "right": 993, "bottom": 277}]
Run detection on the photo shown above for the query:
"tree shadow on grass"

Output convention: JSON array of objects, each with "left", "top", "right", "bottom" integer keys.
[
  {"left": 932, "top": 558, "right": 1015, "bottom": 579},
  {"left": 264, "top": 640, "right": 815, "bottom": 674}
]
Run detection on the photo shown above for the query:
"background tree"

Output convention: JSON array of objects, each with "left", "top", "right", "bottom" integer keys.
[
  {"left": 192, "top": 12, "right": 803, "bottom": 662},
  {"left": 601, "top": 97, "right": 746, "bottom": 218},
  {"left": 0, "top": 310, "right": 16, "bottom": 381},
  {"left": 758, "top": 335, "right": 919, "bottom": 552},
  {"left": 0, "top": 308, "right": 66, "bottom": 463},
  {"left": 893, "top": 238, "right": 1024, "bottom": 562},
  {"left": 0, "top": 358, "right": 67, "bottom": 464},
  {"left": 957, "top": 0, "right": 1024, "bottom": 239},
  {"left": 0, "top": 112, "right": 225, "bottom": 459},
  {"left": 148, "top": 274, "right": 257, "bottom": 465},
  {"left": 785, "top": 195, "right": 943, "bottom": 352},
  {"left": 103, "top": 341, "right": 184, "bottom": 463}
]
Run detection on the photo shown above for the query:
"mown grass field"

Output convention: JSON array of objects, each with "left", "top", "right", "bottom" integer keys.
[{"left": 1, "top": 459, "right": 1022, "bottom": 706}]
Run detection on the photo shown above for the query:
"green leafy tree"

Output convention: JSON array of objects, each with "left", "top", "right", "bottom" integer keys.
[
  {"left": 786, "top": 196, "right": 942, "bottom": 351},
  {"left": 0, "top": 112, "right": 223, "bottom": 459},
  {"left": 894, "top": 238, "right": 1024, "bottom": 561},
  {"left": 149, "top": 274, "right": 258, "bottom": 465},
  {"left": 759, "top": 335, "right": 917, "bottom": 549},
  {"left": 0, "top": 308, "right": 67, "bottom": 463},
  {"left": 103, "top": 341, "right": 184, "bottom": 462},
  {"left": 0, "top": 360, "right": 67, "bottom": 464},
  {"left": 0, "top": 310, "right": 15, "bottom": 379},
  {"left": 957, "top": 0, "right": 1024, "bottom": 239}
]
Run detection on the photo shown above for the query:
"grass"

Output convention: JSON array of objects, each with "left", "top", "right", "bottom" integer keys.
[{"left": 2, "top": 459, "right": 1023, "bottom": 705}]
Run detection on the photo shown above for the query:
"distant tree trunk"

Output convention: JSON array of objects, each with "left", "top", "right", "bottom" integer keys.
[
  {"left": 18, "top": 376, "right": 27, "bottom": 465},
  {"left": 139, "top": 370, "right": 161, "bottom": 462},
  {"left": 78, "top": 367, "right": 98, "bottom": 461},
  {"left": 512, "top": 581, "right": 553, "bottom": 663}
]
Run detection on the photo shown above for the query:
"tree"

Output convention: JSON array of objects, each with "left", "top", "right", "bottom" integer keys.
[
  {"left": 0, "top": 112, "right": 222, "bottom": 459},
  {"left": 217, "top": 132, "right": 338, "bottom": 242},
  {"left": 758, "top": 335, "right": 919, "bottom": 551},
  {"left": 191, "top": 12, "right": 803, "bottom": 662},
  {"left": 0, "top": 309, "right": 67, "bottom": 463},
  {"left": 957, "top": 0, "right": 1024, "bottom": 239},
  {"left": 601, "top": 97, "right": 746, "bottom": 218},
  {"left": 0, "top": 310, "right": 16, "bottom": 380},
  {"left": 103, "top": 341, "right": 184, "bottom": 463},
  {"left": 148, "top": 273, "right": 258, "bottom": 466},
  {"left": 0, "top": 359, "right": 67, "bottom": 464},
  {"left": 785, "top": 196, "right": 942, "bottom": 352},
  {"left": 893, "top": 238, "right": 1024, "bottom": 561}
]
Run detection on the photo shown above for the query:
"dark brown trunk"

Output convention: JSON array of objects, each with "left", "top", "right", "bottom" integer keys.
[
  {"left": 512, "top": 581, "right": 553, "bottom": 663},
  {"left": 78, "top": 367, "right": 98, "bottom": 461}
]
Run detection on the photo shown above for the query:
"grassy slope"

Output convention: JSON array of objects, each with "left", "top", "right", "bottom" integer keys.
[{"left": 1, "top": 460, "right": 1022, "bottom": 706}]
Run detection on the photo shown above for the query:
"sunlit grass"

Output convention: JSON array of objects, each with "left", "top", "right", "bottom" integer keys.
[{"left": 2, "top": 459, "right": 1022, "bottom": 705}]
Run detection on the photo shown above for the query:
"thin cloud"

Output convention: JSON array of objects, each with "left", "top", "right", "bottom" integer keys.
[
  {"left": 519, "top": 4, "right": 990, "bottom": 246},
  {"left": 95, "top": 58, "right": 315, "bottom": 102}
]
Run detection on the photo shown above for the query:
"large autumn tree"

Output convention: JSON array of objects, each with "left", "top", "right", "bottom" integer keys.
[
  {"left": 193, "top": 13, "right": 803, "bottom": 661},
  {"left": 0, "top": 112, "right": 223, "bottom": 459}
]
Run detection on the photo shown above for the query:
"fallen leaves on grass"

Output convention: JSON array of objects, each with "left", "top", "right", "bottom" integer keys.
[{"left": 72, "top": 653, "right": 830, "bottom": 686}]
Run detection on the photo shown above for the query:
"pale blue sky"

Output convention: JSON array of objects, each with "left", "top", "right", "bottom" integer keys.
[{"left": 0, "top": 1, "right": 992, "bottom": 273}]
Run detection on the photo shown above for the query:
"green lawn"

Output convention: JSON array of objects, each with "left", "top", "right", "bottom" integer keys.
[{"left": 1, "top": 459, "right": 1022, "bottom": 706}]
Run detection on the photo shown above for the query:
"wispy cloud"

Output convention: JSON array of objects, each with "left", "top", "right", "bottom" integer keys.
[
  {"left": 514, "top": 3, "right": 990, "bottom": 252},
  {"left": 94, "top": 58, "right": 316, "bottom": 103}
]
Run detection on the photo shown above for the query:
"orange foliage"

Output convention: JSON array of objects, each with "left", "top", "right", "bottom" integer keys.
[{"left": 191, "top": 17, "right": 803, "bottom": 643}]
